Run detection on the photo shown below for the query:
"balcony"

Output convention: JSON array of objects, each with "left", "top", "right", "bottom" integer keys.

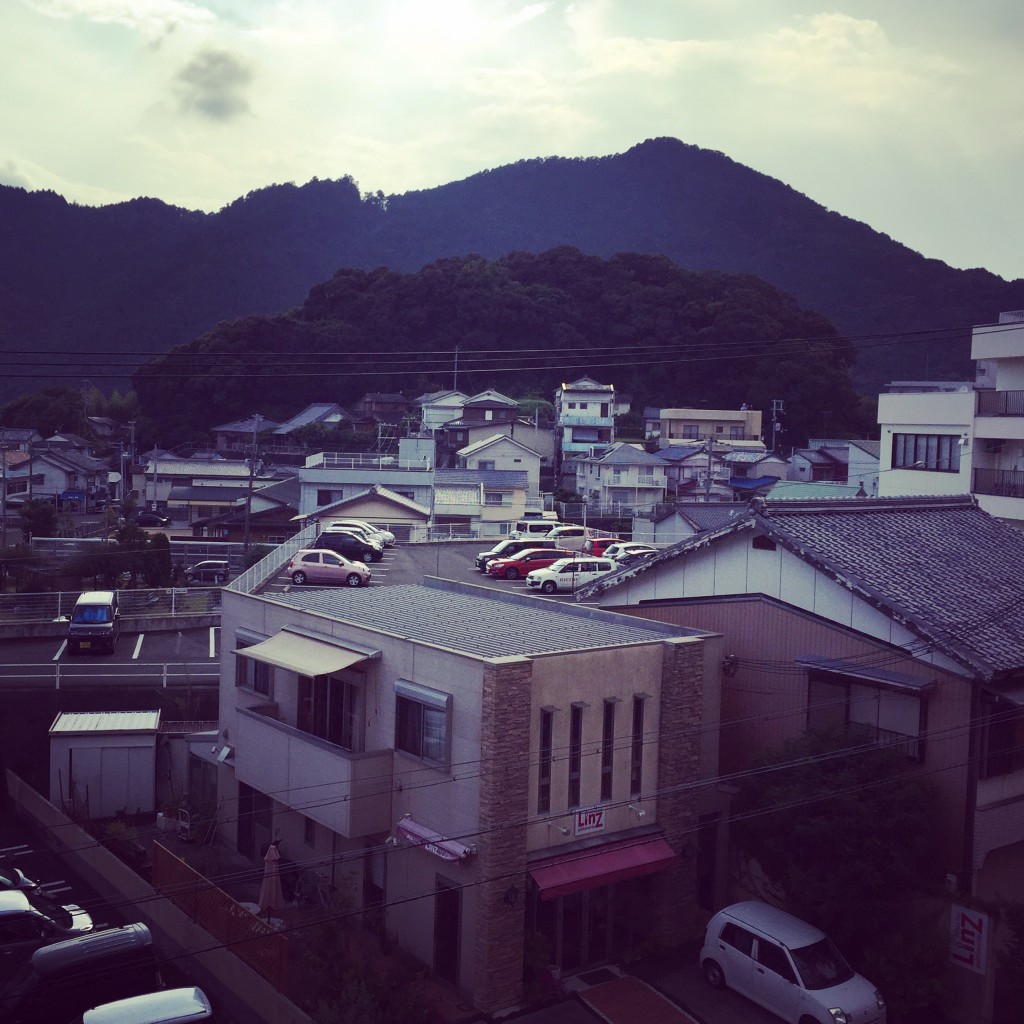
[
  {"left": 976, "top": 390, "right": 1024, "bottom": 417},
  {"left": 235, "top": 706, "right": 393, "bottom": 838},
  {"left": 973, "top": 468, "right": 1024, "bottom": 498}
]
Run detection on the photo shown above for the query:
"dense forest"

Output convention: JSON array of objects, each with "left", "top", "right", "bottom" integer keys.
[
  {"left": 132, "top": 248, "right": 866, "bottom": 448},
  {"left": 3, "top": 137, "right": 1024, "bottom": 408}
]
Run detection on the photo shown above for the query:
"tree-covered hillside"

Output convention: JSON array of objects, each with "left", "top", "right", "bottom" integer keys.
[{"left": 133, "top": 248, "right": 865, "bottom": 448}]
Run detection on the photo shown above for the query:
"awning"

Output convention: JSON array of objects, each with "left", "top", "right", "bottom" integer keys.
[
  {"left": 396, "top": 817, "right": 475, "bottom": 862},
  {"left": 235, "top": 629, "right": 377, "bottom": 676},
  {"left": 797, "top": 655, "right": 936, "bottom": 693},
  {"left": 530, "top": 835, "right": 680, "bottom": 901}
]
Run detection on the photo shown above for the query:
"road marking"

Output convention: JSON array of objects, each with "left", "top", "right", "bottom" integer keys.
[
  {"left": 53, "top": 640, "right": 67, "bottom": 661},
  {"left": 132, "top": 635, "right": 145, "bottom": 659},
  {"left": 209, "top": 626, "right": 218, "bottom": 658}
]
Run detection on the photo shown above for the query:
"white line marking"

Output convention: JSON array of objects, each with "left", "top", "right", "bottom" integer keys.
[
  {"left": 53, "top": 641, "right": 67, "bottom": 661},
  {"left": 209, "top": 626, "right": 218, "bottom": 659},
  {"left": 132, "top": 635, "right": 145, "bottom": 659}
]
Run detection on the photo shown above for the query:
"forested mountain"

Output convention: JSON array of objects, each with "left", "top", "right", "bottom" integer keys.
[
  {"left": 134, "top": 248, "right": 863, "bottom": 448},
  {"left": 3, "top": 136, "right": 1024, "bottom": 406}
]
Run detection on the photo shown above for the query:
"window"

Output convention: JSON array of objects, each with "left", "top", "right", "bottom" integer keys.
[
  {"left": 720, "top": 922, "right": 755, "bottom": 956},
  {"left": 538, "top": 708, "right": 554, "bottom": 813},
  {"left": 316, "top": 488, "right": 339, "bottom": 505},
  {"left": 478, "top": 460, "right": 496, "bottom": 471},
  {"left": 568, "top": 703, "right": 584, "bottom": 808},
  {"left": 892, "top": 433, "right": 961, "bottom": 473},
  {"left": 807, "top": 671, "right": 925, "bottom": 760},
  {"left": 682, "top": 424, "right": 699, "bottom": 439},
  {"left": 298, "top": 672, "right": 362, "bottom": 751},
  {"left": 303, "top": 816, "right": 316, "bottom": 846},
  {"left": 630, "top": 695, "right": 646, "bottom": 797},
  {"left": 980, "top": 697, "right": 1024, "bottom": 779},
  {"left": 484, "top": 491, "right": 510, "bottom": 506},
  {"left": 395, "top": 680, "right": 451, "bottom": 765},
  {"left": 757, "top": 940, "right": 798, "bottom": 983},
  {"left": 601, "top": 699, "right": 617, "bottom": 801},
  {"left": 235, "top": 631, "right": 272, "bottom": 697}
]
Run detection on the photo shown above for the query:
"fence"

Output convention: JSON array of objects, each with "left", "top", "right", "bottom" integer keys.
[
  {"left": 0, "top": 586, "right": 222, "bottom": 625},
  {"left": 151, "top": 842, "right": 290, "bottom": 991}
]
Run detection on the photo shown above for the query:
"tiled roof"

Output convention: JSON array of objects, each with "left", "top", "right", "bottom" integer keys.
[
  {"left": 270, "top": 579, "right": 701, "bottom": 659},
  {"left": 586, "top": 443, "right": 665, "bottom": 466},
  {"left": 848, "top": 439, "right": 882, "bottom": 459},
  {"left": 272, "top": 403, "right": 347, "bottom": 434},
  {"left": 436, "top": 469, "right": 528, "bottom": 489},
  {"left": 578, "top": 495, "right": 1024, "bottom": 680}
]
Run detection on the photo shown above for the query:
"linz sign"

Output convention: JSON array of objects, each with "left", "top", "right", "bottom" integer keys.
[{"left": 575, "top": 808, "right": 605, "bottom": 836}]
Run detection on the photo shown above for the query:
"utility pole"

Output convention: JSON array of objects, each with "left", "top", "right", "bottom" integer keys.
[
  {"left": 771, "top": 399, "right": 785, "bottom": 451},
  {"left": 1, "top": 427, "right": 7, "bottom": 550},
  {"left": 242, "top": 414, "right": 262, "bottom": 552}
]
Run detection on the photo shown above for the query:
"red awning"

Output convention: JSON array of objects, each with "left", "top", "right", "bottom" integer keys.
[{"left": 530, "top": 835, "right": 680, "bottom": 901}]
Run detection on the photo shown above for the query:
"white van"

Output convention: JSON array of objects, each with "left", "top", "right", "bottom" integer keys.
[
  {"left": 699, "top": 901, "right": 886, "bottom": 1024},
  {"left": 525, "top": 557, "right": 616, "bottom": 594},
  {"left": 67, "top": 592, "right": 120, "bottom": 655},
  {"left": 508, "top": 518, "right": 561, "bottom": 540}
]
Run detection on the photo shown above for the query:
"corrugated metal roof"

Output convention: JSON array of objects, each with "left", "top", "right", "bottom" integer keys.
[
  {"left": 269, "top": 579, "right": 701, "bottom": 659},
  {"left": 50, "top": 711, "right": 162, "bottom": 734}
]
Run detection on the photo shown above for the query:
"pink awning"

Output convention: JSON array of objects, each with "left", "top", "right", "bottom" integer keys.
[{"left": 530, "top": 835, "right": 680, "bottom": 901}]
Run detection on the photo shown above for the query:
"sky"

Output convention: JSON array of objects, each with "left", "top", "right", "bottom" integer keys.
[{"left": 3, "top": 0, "right": 1024, "bottom": 280}]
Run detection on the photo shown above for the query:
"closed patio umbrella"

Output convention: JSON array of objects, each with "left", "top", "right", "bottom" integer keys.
[{"left": 258, "top": 842, "right": 285, "bottom": 919}]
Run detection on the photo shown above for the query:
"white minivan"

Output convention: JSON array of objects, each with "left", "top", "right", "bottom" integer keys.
[
  {"left": 699, "top": 901, "right": 886, "bottom": 1024},
  {"left": 525, "top": 557, "right": 616, "bottom": 594}
]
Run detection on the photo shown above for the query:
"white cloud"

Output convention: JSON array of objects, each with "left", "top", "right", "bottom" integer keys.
[{"left": 25, "top": 0, "right": 215, "bottom": 36}]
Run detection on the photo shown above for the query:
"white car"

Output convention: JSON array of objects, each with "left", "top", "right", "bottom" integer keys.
[
  {"left": 323, "top": 519, "right": 395, "bottom": 547},
  {"left": 603, "top": 542, "right": 657, "bottom": 563},
  {"left": 525, "top": 557, "right": 616, "bottom": 594}
]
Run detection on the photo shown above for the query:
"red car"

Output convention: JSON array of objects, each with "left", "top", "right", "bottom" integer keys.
[
  {"left": 487, "top": 548, "right": 576, "bottom": 580},
  {"left": 582, "top": 535, "right": 621, "bottom": 556}
]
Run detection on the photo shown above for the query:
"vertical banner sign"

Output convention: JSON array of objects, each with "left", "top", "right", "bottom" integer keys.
[{"left": 949, "top": 904, "right": 988, "bottom": 974}]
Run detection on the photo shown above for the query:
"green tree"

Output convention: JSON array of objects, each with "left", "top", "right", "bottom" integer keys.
[
  {"left": 17, "top": 499, "right": 58, "bottom": 542},
  {"left": 733, "top": 727, "right": 948, "bottom": 1021}
]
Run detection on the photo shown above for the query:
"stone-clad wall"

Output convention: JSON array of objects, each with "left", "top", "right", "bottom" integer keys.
[
  {"left": 473, "top": 656, "right": 533, "bottom": 1014},
  {"left": 651, "top": 637, "right": 705, "bottom": 946}
]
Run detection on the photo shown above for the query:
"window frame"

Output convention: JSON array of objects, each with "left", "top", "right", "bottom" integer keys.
[
  {"left": 601, "top": 699, "right": 617, "bottom": 801},
  {"left": 892, "top": 433, "right": 961, "bottom": 473},
  {"left": 394, "top": 679, "right": 452, "bottom": 767},
  {"left": 630, "top": 695, "right": 646, "bottom": 797},
  {"left": 568, "top": 703, "right": 584, "bottom": 809},
  {"left": 234, "top": 629, "right": 273, "bottom": 697},
  {"left": 538, "top": 708, "right": 554, "bottom": 813}
]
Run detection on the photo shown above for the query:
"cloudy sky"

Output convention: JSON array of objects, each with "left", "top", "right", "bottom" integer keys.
[{"left": 3, "top": 1, "right": 1022, "bottom": 279}]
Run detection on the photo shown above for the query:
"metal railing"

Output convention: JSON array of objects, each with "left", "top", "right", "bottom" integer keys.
[
  {"left": 0, "top": 660, "right": 219, "bottom": 689},
  {"left": 0, "top": 587, "right": 223, "bottom": 625},
  {"left": 973, "top": 468, "right": 1024, "bottom": 497},
  {"left": 226, "top": 524, "right": 318, "bottom": 594},
  {"left": 976, "top": 390, "right": 1024, "bottom": 417}
]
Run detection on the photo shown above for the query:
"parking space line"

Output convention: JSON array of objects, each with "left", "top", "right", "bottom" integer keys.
[
  {"left": 53, "top": 640, "right": 67, "bottom": 661},
  {"left": 209, "top": 626, "right": 218, "bottom": 659},
  {"left": 132, "top": 634, "right": 145, "bottom": 659}
]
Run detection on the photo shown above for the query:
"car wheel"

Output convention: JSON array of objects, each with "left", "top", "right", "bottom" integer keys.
[
  {"left": 345, "top": 573, "right": 364, "bottom": 588},
  {"left": 504, "top": 567, "right": 520, "bottom": 580},
  {"left": 292, "top": 571, "right": 307, "bottom": 585},
  {"left": 541, "top": 580, "right": 557, "bottom": 594},
  {"left": 368, "top": 551, "right": 382, "bottom": 563},
  {"left": 702, "top": 959, "right": 726, "bottom": 990}
]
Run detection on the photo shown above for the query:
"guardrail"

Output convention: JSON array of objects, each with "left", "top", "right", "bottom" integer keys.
[
  {"left": 0, "top": 587, "right": 222, "bottom": 625},
  {"left": 0, "top": 661, "right": 219, "bottom": 689}
]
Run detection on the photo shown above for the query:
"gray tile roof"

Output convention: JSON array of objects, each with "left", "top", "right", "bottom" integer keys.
[
  {"left": 578, "top": 495, "right": 1024, "bottom": 680},
  {"left": 435, "top": 469, "right": 528, "bottom": 489},
  {"left": 270, "top": 579, "right": 700, "bottom": 659},
  {"left": 586, "top": 443, "right": 665, "bottom": 466}
]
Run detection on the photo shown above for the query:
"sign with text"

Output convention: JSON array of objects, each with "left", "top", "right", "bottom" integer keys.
[
  {"left": 950, "top": 904, "right": 989, "bottom": 974},
  {"left": 575, "top": 808, "right": 605, "bottom": 836}
]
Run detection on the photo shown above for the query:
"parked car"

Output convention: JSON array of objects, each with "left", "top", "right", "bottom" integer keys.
[
  {"left": 526, "top": 557, "right": 616, "bottom": 594},
  {"left": 0, "top": 863, "right": 39, "bottom": 896},
  {"left": 604, "top": 542, "right": 658, "bottom": 563},
  {"left": 287, "top": 549, "right": 371, "bottom": 587},
  {"left": 78, "top": 986, "right": 214, "bottom": 1024},
  {"left": 581, "top": 535, "right": 621, "bottom": 556},
  {"left": 474, "top": 538, "right": 560, "bottom": 573},
  {"left": 613, "top": 549, "right": 657, "bottom": 569},
  {"left": 323, "top": 519, "right": 395, "bottom": 547},
  {"left": 314, "top": 531, "right": 383, "bottom": 563},
  {"left": 699, "top": 901, "right": 886, "bottom": 1024},
  {"left": 0, "top": 923, "right": 163, "bottom": 1024},
  {"left": 183, "top": 560, "right": 230, "bottom": 585},
  {"left": 134, "top": 511, "right": 170, "bottom": 528},
  {"left": 67, "top": 591, "right": 120, "bottom": 655},
  {"left": 508, "top": 517, "right": 561, "bottom": 540},
  {"left": 486, "top": 548, "right": 576, "bottom": 580},
  {"left": 0, "top": 890, "right": 93, "bottom": 971}
]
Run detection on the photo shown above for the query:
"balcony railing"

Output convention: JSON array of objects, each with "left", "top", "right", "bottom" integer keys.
[
  {"left": 973, "top": 468, "right": 1024, "bottom": 497},
  {"left": 977, "top": 390, "right": 1024, "bottom": 417}
]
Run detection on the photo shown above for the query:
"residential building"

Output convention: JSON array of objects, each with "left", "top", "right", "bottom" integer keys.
[
  {"left": 456, "top": 434, "right": 542, "bottom": 497},
  {"left": 574, "top": 443, "right": 668, "bottom": 511},
  {"left": 132, "top": 458, "right": 279, "bottom": 515},
  {"left": 657, "top": 407, "right": 762, "bottom": 445},
  {"left": 576, "top": 495, "right": 1024, "bottom": 916},
  {"left": 211, "top": 415, "right": 280, "bottom": 455},
  {"left": 632, "top": 502, "right": 749, "bottom": 546},
  {"left": 352, "top": 393, "right": 412, "bottom": 427},
  {"left": 312, "top": 484, "right": 430, "bottom": 543},
  {"left": 271, "top": 404, "right": 352, "bottom": 443},
  {"left": 217, "top": 574, "right": 724, "bottom": 1012},
  {"left": 433, "top": 468, "right": 529, "bottom": 535},
  {"left": 3, "top": 448, "right": 111, "bottom": 509},
  {"left": 415, "top": 390, "right": 470, "bottom": 433},
  {"left": 787, "top": 440, "right": 880, "bottom": 493},
  {"left": 554, "top": 377, "right": 616, "bottom": 478},
  {"left": 188, "top": 477, "right": 301, "bottom": 544}
]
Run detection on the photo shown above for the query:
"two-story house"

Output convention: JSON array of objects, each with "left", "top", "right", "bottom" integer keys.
[
  {"left": 574, "top": 443, "right": 668, "bottom": 511},
  {"left": 217, "top": 574, "right": 724, "bottom": 1013},
  {"left": 657, "top": 407, "right": 762, "bottom": 445},
  {"left": 415, "top": 390, "right": 470, "bottom": 433},
  {"left": 456, "top": 434, "right": 542, "bottom": 499},
  {"left": 577, "top": 495, "right": 1024, "bottom": 919}
]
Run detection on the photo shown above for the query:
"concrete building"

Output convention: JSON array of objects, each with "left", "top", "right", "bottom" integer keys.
[
  {"left": 657, "top": 407, "right": 762, "bottom": 446},
  {"left": 215, "top": 573, "right": 725, "bottom": 1013},
  {"left": 555, "top": 378, "right": 616, "bottom": 481}
]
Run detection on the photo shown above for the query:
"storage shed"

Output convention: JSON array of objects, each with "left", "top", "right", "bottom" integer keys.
[{"left": 49, "top": 711, "right": 160, "bottom": 819}]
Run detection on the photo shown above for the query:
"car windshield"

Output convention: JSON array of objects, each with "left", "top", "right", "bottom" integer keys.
[
  {"left": 73, "top": 606, "right": 110, "bottom": 624},
  {"left": 789, "top": 937, "right": 855, "bottom": 990}
]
